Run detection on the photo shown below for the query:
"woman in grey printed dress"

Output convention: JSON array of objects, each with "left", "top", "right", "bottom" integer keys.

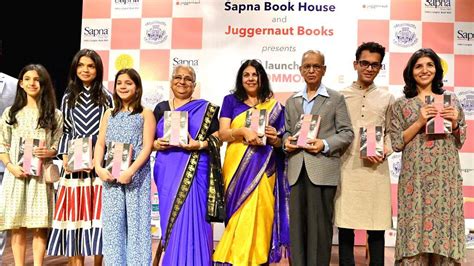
[{"left": 390, "top": 48, "right": 466, "bottom": 265}]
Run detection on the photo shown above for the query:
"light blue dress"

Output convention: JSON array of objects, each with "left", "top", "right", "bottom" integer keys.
[{"left": 102, "top": 111, "right": 151, "bottom": 265}]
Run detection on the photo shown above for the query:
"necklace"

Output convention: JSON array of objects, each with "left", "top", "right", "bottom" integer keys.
[{"left": 172, "top": 97, "right": 193, "bottom": 110}]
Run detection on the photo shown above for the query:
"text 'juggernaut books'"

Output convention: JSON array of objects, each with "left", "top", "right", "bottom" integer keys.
[
  {"left": 244, "top": 108, "right": 267, "bottom": 145},
  {"left": 105, "top": 141, "right": 133, "bottom": 179},
  {"left": 17, "top": 137, "right": 45, "bottom": 176},
  {"left": 291, "top": 114, "right": 321, "bottom": 147},
  {"left": 425, "top": 94, "right": 452, "bottom": 134},
  {"left": 359, "top": 125, "right": 384, "bottom": 158},
  {"left": 163, "top": 111, "right": 188, "bottom": 146},
  {"left": 67, "top": 137, "right": 93, "bottom": 172}
]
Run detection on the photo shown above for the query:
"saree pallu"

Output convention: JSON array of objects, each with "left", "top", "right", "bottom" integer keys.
[
  {"left": 154, "top": 99, "right": 217, "bottom": 266},
  {"left": 213, "top": 99, "right": 290, "bottom": 265}
]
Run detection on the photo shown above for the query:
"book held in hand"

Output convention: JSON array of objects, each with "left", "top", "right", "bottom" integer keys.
[
  {"left": 17, "top": 137, "right": 45, "bottom": 176},
  {"left": 67, "top": 137, "right": 93, "bottom": 172},
  {"left": 163, "top": 111, "right": 188, "bottom": 146},
  {"left": 291, "top": 114, "right": 321, "bottom": 147},
  {"left": 105, "top": 141, "right": 133, "bottom": 179},
  {"left": 425, "top": 94, "right": 452, "bottom": 134},
  {"left": 359, "top": 126, "right": 384, "bottom": 158},
  {"left": 244, "top": 108, "right": 267, "bottom": 145}
]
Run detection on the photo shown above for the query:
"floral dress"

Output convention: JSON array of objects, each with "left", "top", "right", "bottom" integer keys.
[{"left": 389, "top": 91, "right": 466, "bottom": 262}]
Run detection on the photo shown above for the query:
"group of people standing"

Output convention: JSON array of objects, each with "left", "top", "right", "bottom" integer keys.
[{"left": 0, "top": 41, "right": 467, "bottom": 266}]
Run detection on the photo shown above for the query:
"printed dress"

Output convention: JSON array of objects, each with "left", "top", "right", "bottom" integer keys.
[
  {"left": 102, "top": 111, "right": 151, "bottom": 265},
  {"left": 0, "top": 107, "right": 63, "bottom": 230},
  {"left": 47, "top": 87, "right": 113, "bottom": 256},
  {"left": 390, "top": 91, "right": 466, "bottom": 262}
]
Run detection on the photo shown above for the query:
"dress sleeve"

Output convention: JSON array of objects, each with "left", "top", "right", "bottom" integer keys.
[
  {"left": 57, "top": 93, "right": 72, "bottom": 156},
  {"left": 0, "top": 107, "right": 12, "bottom": 154},
  {"left": 452, "top": 93, "right": 466, "bottom": 149},
  {"left": 219, "top": 95, "right": 234, "bottom": 119},
  {"left": 50, "top": 109, "right": 64, "bottom": 151},
  {"left": 389, "top": 98, "right": 406, "bottom": 152}
]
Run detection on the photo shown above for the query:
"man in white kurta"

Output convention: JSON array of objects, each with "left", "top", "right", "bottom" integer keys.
[{"left": 334, "top": 42, "right": 395, "bottom": 266}]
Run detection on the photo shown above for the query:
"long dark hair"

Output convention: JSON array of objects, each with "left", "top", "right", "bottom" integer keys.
[
  {"left": 111, "top": 68, "right": 144, "bottom": 116},
  {"left": 403, "top": 48, "right": 444, "bottom": 98},
  {"left": 65, "top": 49, "right": 108, "bottom": 107},
  {"left": 8, "top": 64, "right": 58, "bottom": 132},
  {"left": 232, "top": 59, "right": 273, "bottom": 102}
]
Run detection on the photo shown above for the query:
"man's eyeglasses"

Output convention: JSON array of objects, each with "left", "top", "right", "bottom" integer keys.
[
  {"left": 357, "top": 60, "right": 382, "bottom": 70},
  {"left": 172, "top": 75, "right": 194, "bottom": 83},
  {"left": 302, "top": 64, "right": 324, "bottom": 72}
]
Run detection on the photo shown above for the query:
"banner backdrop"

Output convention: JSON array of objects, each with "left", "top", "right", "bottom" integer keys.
[{"left": 81, "top": 0, "right": 474, "bottom": 246}]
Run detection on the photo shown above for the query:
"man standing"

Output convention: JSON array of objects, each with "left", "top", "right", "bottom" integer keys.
[
  {"left": 334, "top": 42, "right": 394, "bottom": 266},
  {"left": 0, "top": 72, "right": 17, "bottom": 265},
  {"left": 283, "top": 50, "right": 354, "bottom": 265}
]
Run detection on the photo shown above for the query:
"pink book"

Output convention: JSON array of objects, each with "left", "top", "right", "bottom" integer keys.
[
  {"left": 18, "top": 138, "right": 45, "bottom": 176},
  {"left": 67, "top": 137, "right": 93, "bottom": 172},
  {"left": 244, "top": 109, "right": 267, "bottom": 145},
  {"left": 105, "top": 142, "right": 133, "bottom": 179},
  {"left": 360, "top": 126, "right": 384, "bottom": 158},
  {"left": 292, "top": 114, "right": 321, "bottom": 147},
  {"left": 164, "top": 111, "right": 188, "bottom": 146},
  {"left": 425, "top": 95, "right": 452, "bottom": 134}
]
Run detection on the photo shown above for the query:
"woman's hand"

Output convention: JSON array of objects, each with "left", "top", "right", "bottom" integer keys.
[
  {"left": 180, "top": 136, "right": 201, "bottom": 151},
  {"left": 7, "top": 163, "right": 28, "bottom": 178},
  {"left": 154, "top": 138, "right": 170, "bottom": 151},
  {"left": 440, "top": 105, "right": 459, "bottom": 129},
  {"left": 265, "top": 126, "right": 280, "bottom": 147},
  {"left": 416, "top": 104, "right": 438, "bottom": 126},
  {"left": 117, "top": 168, "right": 133, "bottom": 184},
  {"left": 33, "top": 147, "right": 56, "bottom": 159},
  {"left": 96, "top": 166, "right": 115, "bottom": 183},
  {"left": 243, "top": 127, "right": 263, "bottom": 145}
]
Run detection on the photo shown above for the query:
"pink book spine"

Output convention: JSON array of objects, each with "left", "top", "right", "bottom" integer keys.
[
  {"left": 23, "top": 139, "right": 33, "bottom": 173},
  {"left": 366, "top": 126, "right": 376, "bottom": 157},
  {"left": 433, "top": 102, "right": 444, "bottom": 133},
  {"left": 250, "top": 110, "right": 260, "bottom": 132},
  {"left": 297, "top": 115, "right": 311, "bottom": 147},
  {"left": 170, "top": 112, "right": 180, "bottom": 146},
  {"left": 74, "top": 139, "right": 82, "bottom": 170},
  {"left": 112, "top": 143, "right": 123, "bottom": 179}
]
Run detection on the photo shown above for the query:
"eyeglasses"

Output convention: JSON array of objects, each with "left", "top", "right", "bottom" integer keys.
[
  {"left": 172, "top": 75, "right": 194, "bottom": 83},
  {"left": 302, "top": 64, "right": 324, "bottom": 72},
  {"left": 357, "top": 60, "right": 382, "bottom": 70}
]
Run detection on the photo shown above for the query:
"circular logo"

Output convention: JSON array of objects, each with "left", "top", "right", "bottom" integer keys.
[{"left": 115, "top": 54, "right": 134, "bottom": 70}]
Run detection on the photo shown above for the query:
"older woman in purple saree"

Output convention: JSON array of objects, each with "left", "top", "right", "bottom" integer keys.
[{"left": 152, "top": 65, "right": 220, "bottom": 265}]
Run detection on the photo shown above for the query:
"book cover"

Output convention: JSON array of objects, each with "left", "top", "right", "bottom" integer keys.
[
  {"left": 17, "top": 137, "right": 45, "bottom": 176},
  {"left": 104, "top": 141, "right": 133, "bottom": 179},
  {"left": 291, "top": 114, "right": 321, "bottom": 147},
  {"left": 67, "top": 137, "right": 93, "bottom": 172},
  {"left": 163, "top": 111, "right": 188, "bottom": 146},
  {"left": 360, "top": 125, "right": 384, "bottom": 158},
  {"left": 244, "top": 109, "right": 267, "bottom": 145},
  {"left": 425, "top": 94, "right": 452, "bottom": 134}
]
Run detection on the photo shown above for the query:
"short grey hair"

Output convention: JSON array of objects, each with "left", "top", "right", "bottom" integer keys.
[
  {"left": 301, "top": 50, "right": 325, "bottom": 65},
  {"left": 172, "top": 64, "right": 196, "bottom": 83}
]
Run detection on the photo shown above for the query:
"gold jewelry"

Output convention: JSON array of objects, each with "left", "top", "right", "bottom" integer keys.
[
  {"left": 172, "top": 97, "right": 193, "bottom": 110},
  {"left": 198, "top": 141, "right": 204, "bottom": 150}
]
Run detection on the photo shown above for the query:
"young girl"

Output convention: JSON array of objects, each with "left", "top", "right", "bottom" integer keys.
[
  {"left": 47, "top": 49, "right": 113, "bottom": 266},
  {"left": 94, "top": 68, "right": 155, "bottom": 265},
  {"left": 0, "top": 64, "right": 63, "bottom": 265}
]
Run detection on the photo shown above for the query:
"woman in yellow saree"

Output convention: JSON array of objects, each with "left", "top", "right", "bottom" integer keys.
[{"left": 213, "top": 60, "right": 290, "bottom": 265}]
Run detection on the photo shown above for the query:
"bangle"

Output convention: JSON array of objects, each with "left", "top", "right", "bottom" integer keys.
[
  {"left": 453, "top": 122, "right": 460, "bottom": 131},
  {"left": 199, "top": 141, "right": 204, "bottom": 150}
]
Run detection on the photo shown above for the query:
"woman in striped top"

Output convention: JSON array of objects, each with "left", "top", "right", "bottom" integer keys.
[{"left": 47, "top": 49, "right": 113, "bottom": 266}]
